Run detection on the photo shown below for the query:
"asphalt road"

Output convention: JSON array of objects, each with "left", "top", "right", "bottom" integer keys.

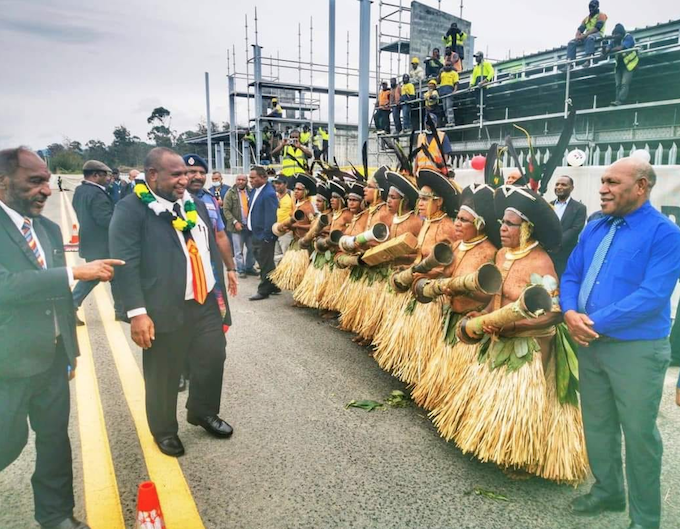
[{"left": 1, "top": 180, "right": 679, "bottom": 529}]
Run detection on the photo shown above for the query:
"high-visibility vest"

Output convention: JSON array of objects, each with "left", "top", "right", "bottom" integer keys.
[
  {"left": 320, "top": 128, "right": 329, "bottom": 141},
  {"left": 582, "top": 12, "right": 607, "bottom": 36},
  {"left": 616, "top": 36, "right": 639, "bottom": 71},
  {"left": 281, "top": 146, "right": 306, "bottom": 177},
  {"left": 300, "top": 131, "right": 311, "bottom": 144},
  {"left": 470, "top": 61, "right": 495, "bottom": 86},
  {"left": 442, "top": 31, "right": 467, "bottom": 48},
  {"left": 378, "top": 90, "right": 390, "bottom": 108},
  {"left": 424, "top": 89, "right": 439, "bottom": 109},
  {"left": 415, "top": 132, "right": 446, "bottom": 172},
  {"left": 272, "top": 103, "right": 283, "bottom": 115},
  {"left": 439, "top": 70, "right": 459, "bottom": 87}
]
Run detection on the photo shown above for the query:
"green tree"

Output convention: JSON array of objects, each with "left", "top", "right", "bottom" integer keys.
[{"left": 147, "top": 107, "right": 175, "bottom": 147}]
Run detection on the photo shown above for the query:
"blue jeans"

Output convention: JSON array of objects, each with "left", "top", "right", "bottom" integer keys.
[
  {"left": 401, "top": 101, "right": 412, "bottom": 130},
  {"left": 567, "top": 34, "right": 598, "bottom": 60},
  {"left": 232, "top": 230, "right": 256, "bottom": 273},
  {"left": 438, "top": 85, "right": 455, "bottom": 126},
  {"left": 391, "top": 105, "right": 402, "bottom": 133}
]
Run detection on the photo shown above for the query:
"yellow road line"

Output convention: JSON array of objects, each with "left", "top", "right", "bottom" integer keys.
[
  {"left": 92, "top": 287, "right": 205, "bottom": 529},
  {"left": 59, "top": 192, "right": 125, "bottom": 529}
]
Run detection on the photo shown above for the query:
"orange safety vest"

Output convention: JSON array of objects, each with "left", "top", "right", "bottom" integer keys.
[
  {"left": 415, "top": 132, "right": 446, "bottom": 174},
  {"left": 378, "top": 90, "right": 390, "bottom": 109}
]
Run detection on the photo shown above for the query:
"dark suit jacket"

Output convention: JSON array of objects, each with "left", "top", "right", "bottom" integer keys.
[
  {"left": 0, "top": 206, "right": 79, "bottom": 379},
  {"left": 550, "top": 198, "right": 587, "bottom": 276},
  {"left": 73, "top": 180, "right": 114, "bottom": 261},
  {"left": 248, "top": 181, "right": 278, "bottom": 242},
  {"left": 109, "top": 194, "right": 232, "bottom": 334}
]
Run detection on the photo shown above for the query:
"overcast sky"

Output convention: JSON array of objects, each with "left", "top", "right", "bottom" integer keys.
[{"left": 1, "top": 0, "right": 676, "bottom": 150}]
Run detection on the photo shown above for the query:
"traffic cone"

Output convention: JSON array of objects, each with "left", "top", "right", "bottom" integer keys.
[
  {"left": 136, "top": 481, "right": 165, "bottom": 529},
  {"left": 69, "top": 224, "right": 79, "bottom": 244}
]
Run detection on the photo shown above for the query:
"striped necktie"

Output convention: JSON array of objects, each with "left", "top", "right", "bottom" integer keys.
[
  {"left": 577, "top": 217, "right": 624, "bottom": 312},
  {"left": 173, "top": 203, "right": 208, "bottom": 304},
  {"left": 21, "top": 217, "right": 46, "bottom": 269}
]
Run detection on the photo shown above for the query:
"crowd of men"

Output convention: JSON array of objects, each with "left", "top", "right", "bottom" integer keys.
[
  {"left": 373, "top": 0, "right": 638, "bottom": 134},
  {"left": 1, "top": 141, "right": 680, "bottom": 529}
]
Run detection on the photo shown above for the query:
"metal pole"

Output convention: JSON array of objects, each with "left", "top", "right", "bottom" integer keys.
[
  {"left": 245, "top": 16, "right": 251, "bottom": 130},
  {"left": 228, "top": 75, "right": 237, "bottom": 171},
  {"left": 242, "top": 140, "right": 251, "bottom": 171},
  {"left": 205, "top": 72, "right": 213, "bottom": 172},
  {"left": 219, "top": 141, "right": 225, "bottom": 171},
  {"left": 564, "top": 65, "right": 571, "bottom": 118},
  {"left": 328, "top": 0, "right": 336, "bottom": 162},
  {"left": 253, "top": 44, "right": 263, "bottom": 161},
  {"left": 358, "top": 0, "right": 371, "bottom": 156}
]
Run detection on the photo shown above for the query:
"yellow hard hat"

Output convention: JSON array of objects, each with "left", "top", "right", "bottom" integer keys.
[
  {"left": 272, "top": 97, "right": 278, "bottom": 103},
  {"left": 411, "top": 57, "right": 420, "bottom": 64}
]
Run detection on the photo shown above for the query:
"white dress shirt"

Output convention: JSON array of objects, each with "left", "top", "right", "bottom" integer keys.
[
  {"left": 128, "top": 191, "right": 216, "bottom": 319},
  {"left": 247, "top": 185, "right": 264, "bottom": 231},
  {"left": 82, "top": 179, "right": 107, "bottom": 191},
  {"left": 553, "top": 196, "right": 571, "bottom": 221}
]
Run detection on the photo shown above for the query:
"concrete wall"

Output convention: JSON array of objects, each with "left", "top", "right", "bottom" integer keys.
[{"left": 409, "top": 1, "right": 474, "bottom": 70}]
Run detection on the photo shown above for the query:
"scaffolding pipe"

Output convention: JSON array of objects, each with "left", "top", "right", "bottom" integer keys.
[
  {"left": 358, "top": 0, "right": 371, "bottom": 154},
  {"left": 205, "top": 72, "right": 213, "bottom": 172},
  {"left": 228, "top": 75, "right": 238, "bottom": 170},
  {"left": 328, "top": 0, "right": 336, "bottom": 161},
  {"left": 253, "top": 44, "right": 263, "bottom": 160}
]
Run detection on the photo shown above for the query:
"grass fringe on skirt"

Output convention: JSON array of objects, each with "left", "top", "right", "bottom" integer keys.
[
  {"left": 293, "top": 260, "right": 331, "bottom": 308},
  {"left": 358, "top": 278, "right": 391, "bottom": 341},
  {"left": 338, "top": 272, "right": 371, "bottom": 333},
  {"left": 318, "top": 266, "right": 350, "bottom": 312},
  {"left": 453, "top": 348, "right": 548, "bottom": 472},
  {"left": 372, "top": 290, "right": 412, "bottom": 372},
  {"left": 538, "top": 355, "right": 589, "bottom": 484},
  {"left": 270, "top": 246, "right": 310, "bottom": 291}
]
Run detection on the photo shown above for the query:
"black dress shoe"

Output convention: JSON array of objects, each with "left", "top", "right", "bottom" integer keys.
[
  {"left": 178, "top": 374, "right": 187, "bottom": 392},
  {"left": 75, "top": 315, "right": 85, "bottom": 326},
  {"left": 155, "top": 436, "right": 185, "bottom": 457},
  {"left": 570, "top": 493, "right": 626, "bottom": 516},
  {"left": 249, "top": 292, "right": 269, "bottom": 301},
  {"left": 270, "top": 287, "right": 282, "bottom": 295},
  {"left": 187, "top": 413, "right": 233, "bottom": 438},
  {"left": 41, "top": 516, "right": 91, "bottom": 529}
]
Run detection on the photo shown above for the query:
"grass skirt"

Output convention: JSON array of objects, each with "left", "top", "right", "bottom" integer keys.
[
  {"left": 372, "top": 291, "right": 412, "bottom": 373},
  {"left": 319, "top": 267, "right": 351, "bottom": 312},
  {"left": 293, "top": 260, "right": 331, "bottom": 308},
  {"left": 338, "top": 272, "right": 372, "bottom": 333},
  {"left": 270, "top": 247, "right": 310, "bottom": 291},
  {"left": 452, "top": 350, "right": 548, "bottom": 472},
  {"left": 358, "top": 279, "right": 391, "bottom": 340}
]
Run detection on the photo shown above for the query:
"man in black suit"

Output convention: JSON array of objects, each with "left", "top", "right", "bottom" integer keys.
[
  {"left": 0, "top": 147, "right": 122, "bottom": 529},
  {"left": 246, "top": 165, "right": 280, "bottom": 301},
  {"left": 109, "top": 147, "right": 233, "bottom": 457},
  {"left": 72, "top": 160, "right": 125, "bottom": 322},
  {"left": 549, "top": 175, "right": 587, "bottom": 277}
]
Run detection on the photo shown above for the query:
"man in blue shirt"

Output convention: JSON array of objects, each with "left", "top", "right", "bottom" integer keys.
[
  {"left": 561, "top": 157, "right": 680, "bottom": 529},
  {"left": 604, "top": 23, "right": 639, "bottom": 106}
]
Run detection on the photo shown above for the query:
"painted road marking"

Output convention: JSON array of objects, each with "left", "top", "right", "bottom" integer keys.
[
  {"left": 61, "top": 190, "right": 205, "bottom": 528},
  {"left": 59, "top": 192, "right": 125, "bottom": 529}
]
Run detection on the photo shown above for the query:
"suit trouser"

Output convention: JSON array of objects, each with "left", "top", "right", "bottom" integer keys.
[
  {"left": 72, "top": 258, "right": 124, "bottom": 314},
  {"left": 0, "top": 340, "right": 74, "bottom": 526},
  {"left": 579, "top": 338, "right": 670, "bottom": 528},
  {"left": 252, "top": 237, "right": 277, "bottom": 296},
  {"left": 143, "top": 294, "right": 226, "bottom": 440},
  {"left": 670, "top": 300, "right": 680, "bottom": 365}
]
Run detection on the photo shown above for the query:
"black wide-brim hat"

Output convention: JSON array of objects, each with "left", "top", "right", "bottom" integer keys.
[
  {"left": 316, "top": 180, "right": 332, "bottom": 202},
  {"left": 494, "top": 185, "right": 562, "bottom": 251},
  {"left": 371, "top": 165, "right": 390, "bottom": 201},
  {"left": 329, "top": 179, "right": 347, "bottom": 199},
  {"left": 416, "top": 168, "right": 461, "bottom": 218},
  {"left": 386, "top": 170, "right": 419, "bottom": 209},
  {"left": 461, "top": 183, "right": 501, "bottom": 248},
  {"left": 321, "top": 165, "right": 355, "bottom": 182},
  {"left": 295, "top": 174, "right": 317, "bottom": 196},
  {"left": 346, "top": 180, "right": 366, "bottom": 199}
]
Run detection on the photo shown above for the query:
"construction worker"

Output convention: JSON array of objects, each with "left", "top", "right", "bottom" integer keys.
[
  {"left": 266, "top": 97, "right": 283, "bottom": 118},
  {"left": 413, "top": 114, "right": 451, "bottom": 176},
  {"left": 271, "top": 129, "right": 312, "bottom": 188},
  {"left": 603, "top": 23, "right": 638, "bottom": 105},
  {"left": 319, "top": 127, "right": 330, "bottom": 162},
  {"left": 400, "top": 74, "right": 416, "bottom": 131},
  {"left": 470, "top": 51, "right": 494, "bottom": 113},
  {"left": 424, "top": 79, "right": 440, "bottom": 127},
  {"left": 313, "top": 128, "right": 323, "bottom": 160},
  {"left": 390, "top": 77, "right": 402, "bottom": 134},
  {"left": 376, "top": 81, "right": 391, "bottom": 134},
  {"left": 444, "top": 46, "right": 462, "bottom": 73},
  {"left": 425, "top": 48, "right": 444, "bottom": 79},
  {"left": 566, "top": 0, "right": 608, "bottom": 62},
  {"left": 410, "top": 57, "right": 425, "bottom": 83},
  {"left": 442, "top": 22, "right": 467, "bottom": 64},
  {"left": 300, "top": 124, "right": 311, "bottom": 146},
  {"left": 436, "top": 60, "right": 459, "bottom": 126}
]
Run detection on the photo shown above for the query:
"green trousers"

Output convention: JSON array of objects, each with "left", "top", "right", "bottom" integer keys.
[{"left": 579, "top": 338, "right": 670, "bottom": 528}]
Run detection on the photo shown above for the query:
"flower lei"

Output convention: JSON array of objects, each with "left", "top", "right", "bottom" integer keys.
[{"left": 133, "top": 179, "right": 198, "bottom": 232}]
